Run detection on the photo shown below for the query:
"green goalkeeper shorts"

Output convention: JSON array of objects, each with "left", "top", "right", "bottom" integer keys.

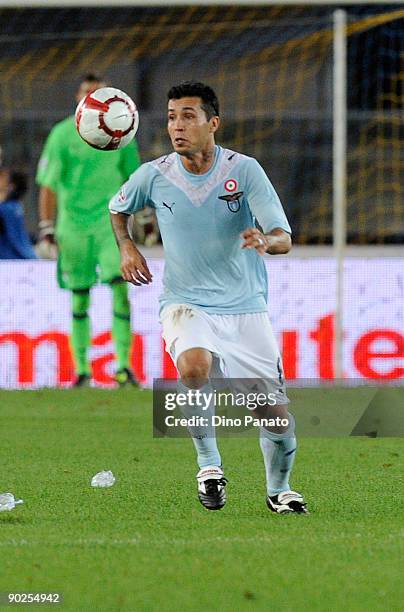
[{"left": 57, "top": 223, "right": 122, "bottom": 290}]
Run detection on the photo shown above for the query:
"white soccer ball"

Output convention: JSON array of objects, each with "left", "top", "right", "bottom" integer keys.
[{"left": 75, "top": 87, "right": 139, "bottom": 150}]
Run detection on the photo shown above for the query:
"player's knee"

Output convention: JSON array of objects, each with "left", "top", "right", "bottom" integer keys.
[
  {"left": 111, "top": 280, "right": 129, "bottom": 307},
  {"left": 255, "top": 403, "right": 293, "bottom": 435},
  {"left": 178, "top": 350, "right": 212, "bottom": 389},
  {"left": 274, "top": 410, "right": 295, "bottom": 436},
  {"left": 72, "top": 289, "right": 90, "bottom": 315}
]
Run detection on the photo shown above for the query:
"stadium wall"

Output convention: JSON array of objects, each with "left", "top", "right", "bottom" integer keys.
[{"left": 0, "top": 257, "right": 403, "bottom": 388}]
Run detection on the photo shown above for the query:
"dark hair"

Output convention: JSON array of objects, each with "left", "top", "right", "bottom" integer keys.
[
  {"left": 167, "top": 81, "right": 219, "bottom": 119},
  {"left": 81, "top": 73, "right": 105, "bottom": 84},
  {"left": 9, "top": 170, "right": 28, "bottom": 200}
]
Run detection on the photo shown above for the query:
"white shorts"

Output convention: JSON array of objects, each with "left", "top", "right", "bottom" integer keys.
[{"left": 160, "top": 304, "right": 288, "bottom": 404}]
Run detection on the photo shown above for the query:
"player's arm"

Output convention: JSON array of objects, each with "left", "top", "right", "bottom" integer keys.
[
  {"left": 109, "top": 164, "right": 153, "bottom": 286},
  {"left": 36, "top": 127, "right": 63, "bottom": 250},
  {"left": 241, "top": 227, "right": 291, "bottom": 255},
  {"left": 110, "top": 212, "right": 153, "bottom": 286},
  {"left": 38, "top": 186, "right": 57, "bottom": 244},
  {"left": 242, "top": 158, "right": 292, "bottom": 256}
]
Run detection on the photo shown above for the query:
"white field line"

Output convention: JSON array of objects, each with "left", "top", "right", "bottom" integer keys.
[
  {"left": 0, "top": 531, "right": 403, "bottom": 547},
  {"left": 0, "top": 536, "right": 272, "bottom": 547}
]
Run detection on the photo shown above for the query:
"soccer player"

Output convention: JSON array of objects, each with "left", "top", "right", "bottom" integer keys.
[
  {"left": 109, "top": 81, "right": 307, "bottom": 513},
  {"left": 36, "top": 74, "right": 141, "bottom": 387}
]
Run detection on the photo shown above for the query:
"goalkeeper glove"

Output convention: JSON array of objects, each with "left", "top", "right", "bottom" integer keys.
[{"left": 36, "top": 220, "right": 57, "bottom": 260}]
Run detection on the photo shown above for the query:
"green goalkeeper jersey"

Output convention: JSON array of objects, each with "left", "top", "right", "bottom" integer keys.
[{"left": 36, "top": 116, "right": 140, "bottom": 231}]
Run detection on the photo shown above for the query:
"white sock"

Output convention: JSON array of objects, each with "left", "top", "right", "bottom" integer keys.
[
  {"left": 259, "top": 413, "right": 297, "bottom": 496},
  {"left": 177, "top": 380, "right": 221, "bottom": 469}
]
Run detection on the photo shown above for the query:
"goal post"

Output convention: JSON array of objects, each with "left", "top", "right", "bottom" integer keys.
[{"left": 333, "top": 9, "right": 347, "bottom": 380}]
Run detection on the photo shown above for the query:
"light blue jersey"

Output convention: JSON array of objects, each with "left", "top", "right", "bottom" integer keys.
[{"left": 109, "top": 145, "right": 291, "bottom": 314}]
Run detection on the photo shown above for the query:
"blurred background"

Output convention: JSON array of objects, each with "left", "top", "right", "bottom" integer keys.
[
  {"left": 0, "top": 3, "right": 403, "bottom": 243},
  {"left": 0, "top": 2, "right": 403, "bottom": 387}
]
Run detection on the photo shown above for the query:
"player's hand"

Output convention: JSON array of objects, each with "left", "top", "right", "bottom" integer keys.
[
  {"left": 36, "top": 238, "right": 58, "bottom": 260},
  {"left": 120, "top": 240, "right": 153, "bottom": 286},
  {"left": 38, "top": 220, "right": 56, "bottom": 242},
  {"left": 240, "top": 228, "right": 268, "bottom": 256},
  {"left": 36, "top": 221, "right": 58, "bottom": 259}
]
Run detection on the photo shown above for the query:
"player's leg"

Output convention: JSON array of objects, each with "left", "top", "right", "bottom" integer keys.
[
  {"left": 161, "top": 305, "right": 226, "bottom": 510},
  {"left": 71, "top": 289, "right": 91, "bottom": 385},
  {"left": 221, "top": 312, "right": 307, "bottom": 513},
  {"left": 57, "top": 229, "right": 96, "bottom": 386},
  {"left": 258, "top": 408, "right": 306, "bottom": 514},
  {"left": 96, "top": 223, "right": 137, "bottom": 386},
  {"left": 254, "top": 333, "right": 307, "bottom": 513},
  {"left": 177, "top": 348, "right": 227, "bottom": 510},
  {"left": 109, "top": 279, "right": 138, "bottom": 386},
  {"left": 177, "top": 347, "right": 221, "bottom": 468}
]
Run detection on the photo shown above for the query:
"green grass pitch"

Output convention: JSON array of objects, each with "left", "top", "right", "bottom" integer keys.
[{"left": 0, "top": 389, "right": 403, "bottom": 611}]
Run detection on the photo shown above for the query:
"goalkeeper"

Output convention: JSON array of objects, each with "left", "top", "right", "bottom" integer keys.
[{"left": 36, "top": 74, "right": 141, "bottom": 387}]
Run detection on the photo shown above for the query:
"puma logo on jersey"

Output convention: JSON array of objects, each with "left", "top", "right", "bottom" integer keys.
[{"left": 163, "top": 202, "right": 175, "bottom": 214}]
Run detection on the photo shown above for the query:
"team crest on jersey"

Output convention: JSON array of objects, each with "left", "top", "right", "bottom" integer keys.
[
  {"left": 218, "top": 181, "right": 244, "bottom": 213},
  {"left": 224, "top": 179, "right": 238, "bottom": 192}
]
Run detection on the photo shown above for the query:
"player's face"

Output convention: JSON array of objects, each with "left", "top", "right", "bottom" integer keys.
[
  {"left": 75, "top": 80, "right": 105, "bottom": 103},
  {"left": 167, "top": 97, "right": 219, "bottom": 155}
]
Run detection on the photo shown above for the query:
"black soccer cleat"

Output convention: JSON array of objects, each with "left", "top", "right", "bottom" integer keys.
[
  {"left": 73, "top": 374, "right": 91, "bottom": 388},
  {"left": 266, "top": 490, "right": 308, "bottom": 514},
  {"left": 115, "top": 367, "right": 140, "bottom": 388},
  {"left": 196, "top": 466, "right": 228, "bottom": 511}
]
